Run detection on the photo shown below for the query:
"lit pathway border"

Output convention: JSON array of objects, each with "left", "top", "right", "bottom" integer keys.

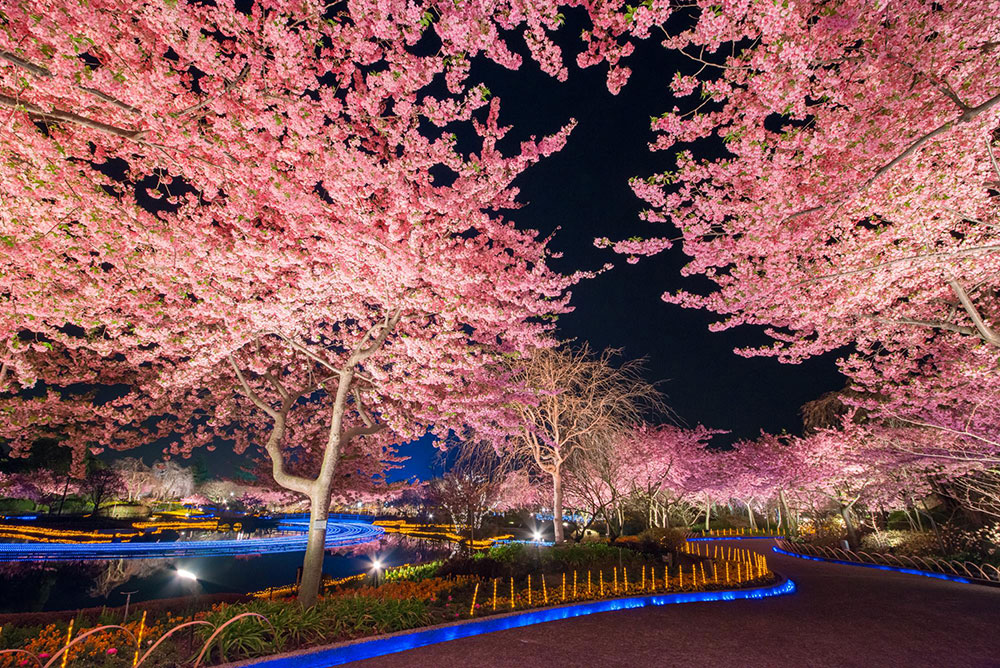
[
  {"left": 0, "top": 521, "right": 383, "bottom": 561},
  {"left": 688, "top": 535, "right": 784, "bottom": 541},
  {"left": 770, "top": 545, "right": 989, "bottom": 586},
  {"left": 235, "top": 577, "right": 796, "bottom": 668}
]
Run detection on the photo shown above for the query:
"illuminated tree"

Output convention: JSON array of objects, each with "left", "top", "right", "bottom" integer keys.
[{"left": 508, "top": 345, "right": 660, "bottom": 542}]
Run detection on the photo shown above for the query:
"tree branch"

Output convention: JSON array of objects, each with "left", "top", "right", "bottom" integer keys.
[
  {"left": 948, "top": 279, "right": 1000, "bottom": 346},
  {"left": 0, "top": 51, "right": 141, "bottom": 114}
]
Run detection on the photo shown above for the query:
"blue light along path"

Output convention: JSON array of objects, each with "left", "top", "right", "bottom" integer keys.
[
  {"left": 282, "top": 537, "right": 1000, "bottom": 668},
  {"left": 0, "top": 519, "right": 383, "bottom": 561}
]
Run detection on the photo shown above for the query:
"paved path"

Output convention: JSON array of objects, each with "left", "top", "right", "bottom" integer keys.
[{"left": 341, "top": 539, "right": 1000, "bottom": 668}]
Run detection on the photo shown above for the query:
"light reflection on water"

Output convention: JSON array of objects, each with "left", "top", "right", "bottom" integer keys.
[{"left": 0, "top": 535, "right": 452, "bottom": 613}]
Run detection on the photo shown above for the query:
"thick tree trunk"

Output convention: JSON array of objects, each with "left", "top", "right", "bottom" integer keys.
[
  {"left": 551, "top": 470, "right": 564, "bottom": 543},
  {"left": 298, "top": 492, "right": 332, "bottom": 608},
  {"left": 703, "top": 497, "right": 711, "bottom": 532}
]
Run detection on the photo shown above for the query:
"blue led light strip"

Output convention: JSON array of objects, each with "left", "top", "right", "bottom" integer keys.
[
  {"left": 0, "top": 521, "right": 383, "bottom": 561},
  {"left": 243, "top": 578, "right": 796, "bottom": 668},
  {"left": 771, "top": 546, "right": 976, "bottom": 585},
  {"left": 688, "top": 535, "right": 784, "bottom": 542}
]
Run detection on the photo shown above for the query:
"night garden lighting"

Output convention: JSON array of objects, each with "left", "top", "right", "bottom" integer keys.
[
  {"left": 0, "top": 520, "right": 383, "bottom": 561},
  {"left": 241, "top": 579, "right": 797, "bottom": 668},
  {"left": 771, "top": 546, "right": 975, "bottom": 585}
]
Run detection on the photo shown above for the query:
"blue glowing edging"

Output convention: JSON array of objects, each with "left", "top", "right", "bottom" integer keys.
[
  {"left": 243, "top": 578, "right": 796, "bottom": 668},
  {"left": 0, "top": 520, "right": 383, "bottom": 561},
  {"left": 688, "top": 535, "right": 784, "bottom": 542},
  {"left": 771, "top": 546, "right": 973, "bottom": 584}
]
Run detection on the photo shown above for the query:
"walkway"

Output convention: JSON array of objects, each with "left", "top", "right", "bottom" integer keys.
[{"left": 340, "top": 539, "right": 1000, "bottom": 668}]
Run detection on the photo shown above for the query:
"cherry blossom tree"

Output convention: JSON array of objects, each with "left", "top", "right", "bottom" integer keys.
[
  {"left": 598, "top": 0, "right": 1000, "bottom": 466},
  {"left": 81, "top": 467, "right": 125, "bottom": 514},
  {"left": 0, "top": 0, "right": 596, "bottom": 607}
]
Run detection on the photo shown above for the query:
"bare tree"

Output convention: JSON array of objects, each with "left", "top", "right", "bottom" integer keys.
[
  {"left": 428, "top": 441, "right": 518, "bottom": 547},
  {"left": 507, "top": 345, "right": 660, "bottom": 542},
  {"left": 112, "top": 458, "right": 153, "bottom": 502}
]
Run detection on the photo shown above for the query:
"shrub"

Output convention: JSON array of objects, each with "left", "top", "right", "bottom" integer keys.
[
  {"left": 197, "top": 596, "right": 430, "bottom": 665},
  {"left": 0, "top": 498, "right": 37, "bottom": 512},
  {"left": 635, "top": 527, "right": 687, "bottom": 555},
  {"left": 941, "top": 523, "right": 1000, "bottom": 565},
  {"left": 860, "top": 530, "right": 939, "bottom": 556},
  {"left": 384, "top": 561, "right": 441, "bottom": 583}
]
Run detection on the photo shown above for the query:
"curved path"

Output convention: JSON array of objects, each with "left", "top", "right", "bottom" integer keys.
[{"left": 340, "top": 539, "right": 1000, "bottom": 668}]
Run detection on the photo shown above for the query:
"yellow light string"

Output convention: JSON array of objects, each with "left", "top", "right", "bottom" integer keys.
[
  {"left": 493, "top": 579, "right": 497, "bottom": 611},
  {"left": 692, "top": 565, "right": 697, "bottom": 588},
  {"left": 623, "top": 567, "right": 627, "bottom": 593},
  {"left": 664, "top": 565, "right": 668, "bottom": 590},
  {"left": 725, "top": 563, "right": 729, "bottom": 584},
  {"left": 469, "top": 583, "right": 479, "bottom": 617},
  {"left": 679, "top": 566, "right": 683, "bottom": 588},
  {"left": 588, "top": 570, "right": 592, "bottom": 595},
  {"left": 542, "top": 575, "right": 548, "bottom": 604},
  {"left": 510, "top": 577, "right": 515, "bottom": 609},
  {"left": 737, "top": 562, "right": 742, "bottom": 583},
  {"left": 641, "top": 565, "right": 646, "bottom": 591},
  {"left": 60, "top": 619, "right": 74, "bottom": 668},
  {"left": 599, "top": 570, "right": 604, "bottom": 597},
  {"left": 700, "top": 562, "right": 706, "bottom": 585},
  {"left": 132, "top": 610, "right": 147, "bottom": 668},
  {"left": 574, "top": 570, "right": 578, "bottom": 598},
  {"left": 613, "top": 567, "right": 618, "bottom": 594},
  {"left": 527, "top": 574, "right": 532, "bottom": 606},
  {"left": 561, "top": 573, "right": 566, "bottom": 602},
  {"left": 712, "top": 562, "right": 718, "bottom": 583}
]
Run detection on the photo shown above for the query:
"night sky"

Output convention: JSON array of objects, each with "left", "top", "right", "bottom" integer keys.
[{"left": 394, "top": 17, "right": 846, "bottom": 480}]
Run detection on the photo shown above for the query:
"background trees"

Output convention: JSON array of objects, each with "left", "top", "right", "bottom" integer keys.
[{"left": 507, "top": 345, "right": 661, "bottom": 542}]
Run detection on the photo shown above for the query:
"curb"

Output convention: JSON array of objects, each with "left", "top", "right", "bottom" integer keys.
[
  {"left": 227, "top": 577, "right": 796, "bottom": 668},
  {"left": 771, "top": 546, "right": 1000, "bottom": 588},
  {"left": 688, "top": 536, "right": 784, "bottom": 541}
]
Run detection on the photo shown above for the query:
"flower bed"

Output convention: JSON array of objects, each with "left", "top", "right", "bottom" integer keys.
[{"left": 0, "top": 541, "right": 777, "bottom": 667}]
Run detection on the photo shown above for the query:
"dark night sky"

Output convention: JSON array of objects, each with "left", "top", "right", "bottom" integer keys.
[{"left": 392, "top": 19, "right": 846, "bottom": 480}]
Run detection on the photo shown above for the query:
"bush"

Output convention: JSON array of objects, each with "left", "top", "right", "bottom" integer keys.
[
  {"left": 859, "top": 530, "right": 939, "bottom": 556},
  {"left": 102, "top": 503, "right": 150, "bottom": 520},
  {"left": 635, "top": 527, "right": 687, "bottom": 555},
  {"left": 0, "top": 498, "right": 38, "bottom": 512},
  {"left": 941, "top": 523, "right": 1000, "bottom": 565},
  {"left": 198, "top": 595, "right": 430, "bottom": 665}
]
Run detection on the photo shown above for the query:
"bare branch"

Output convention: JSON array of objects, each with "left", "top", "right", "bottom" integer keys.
[{"left": 947, "top": 279, "right": 1000, "bottom": 346}]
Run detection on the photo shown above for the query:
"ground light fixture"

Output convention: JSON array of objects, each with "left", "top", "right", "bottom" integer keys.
[
  {"left": 176, "top": 568, "right": 198, "bottom": 581},
  {"left": 532, "top": 529, "right": 542, "bottom": 542}
]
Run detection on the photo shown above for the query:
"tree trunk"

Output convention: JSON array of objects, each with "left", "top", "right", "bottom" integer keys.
[
  {"left": 57, "top": 476, "right": 70, "bottom": 516},
  {"left": 551, "top": 470, "right": 564, "bottom": 543},
  {"left": 298, "top": 491, "right": 331, "bottom": 608},
  {"left": 745, "top": 500, "right": 757, "bottom": 530},
  {"left": 778, "top": 490, "right": 794, "bottom": 537},
  {"left": 840, "top": 503, "right": 859, "bottom": 550},
  {"left": 703, "top": 497, "right": 711, "bottom": 532}
]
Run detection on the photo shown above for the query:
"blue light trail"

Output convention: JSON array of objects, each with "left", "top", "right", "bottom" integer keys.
[
  {"left": 242, "top": 578, "right": 796, "bottom": 667},
  {"left": 0, "top": 520, "right": 383, "bottom": 561},
  {"left": 771, "top": 546, "right": 974, "bottom": 584}
]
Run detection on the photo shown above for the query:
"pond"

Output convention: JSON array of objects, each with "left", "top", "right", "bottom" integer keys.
[{"left": 0, "top": 533, "right": 453, "bottom": 613}]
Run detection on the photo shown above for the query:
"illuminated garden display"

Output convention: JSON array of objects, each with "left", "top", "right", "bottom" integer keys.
[{"left": 1, "top": 0, "right": 999, "bottom": 665}]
